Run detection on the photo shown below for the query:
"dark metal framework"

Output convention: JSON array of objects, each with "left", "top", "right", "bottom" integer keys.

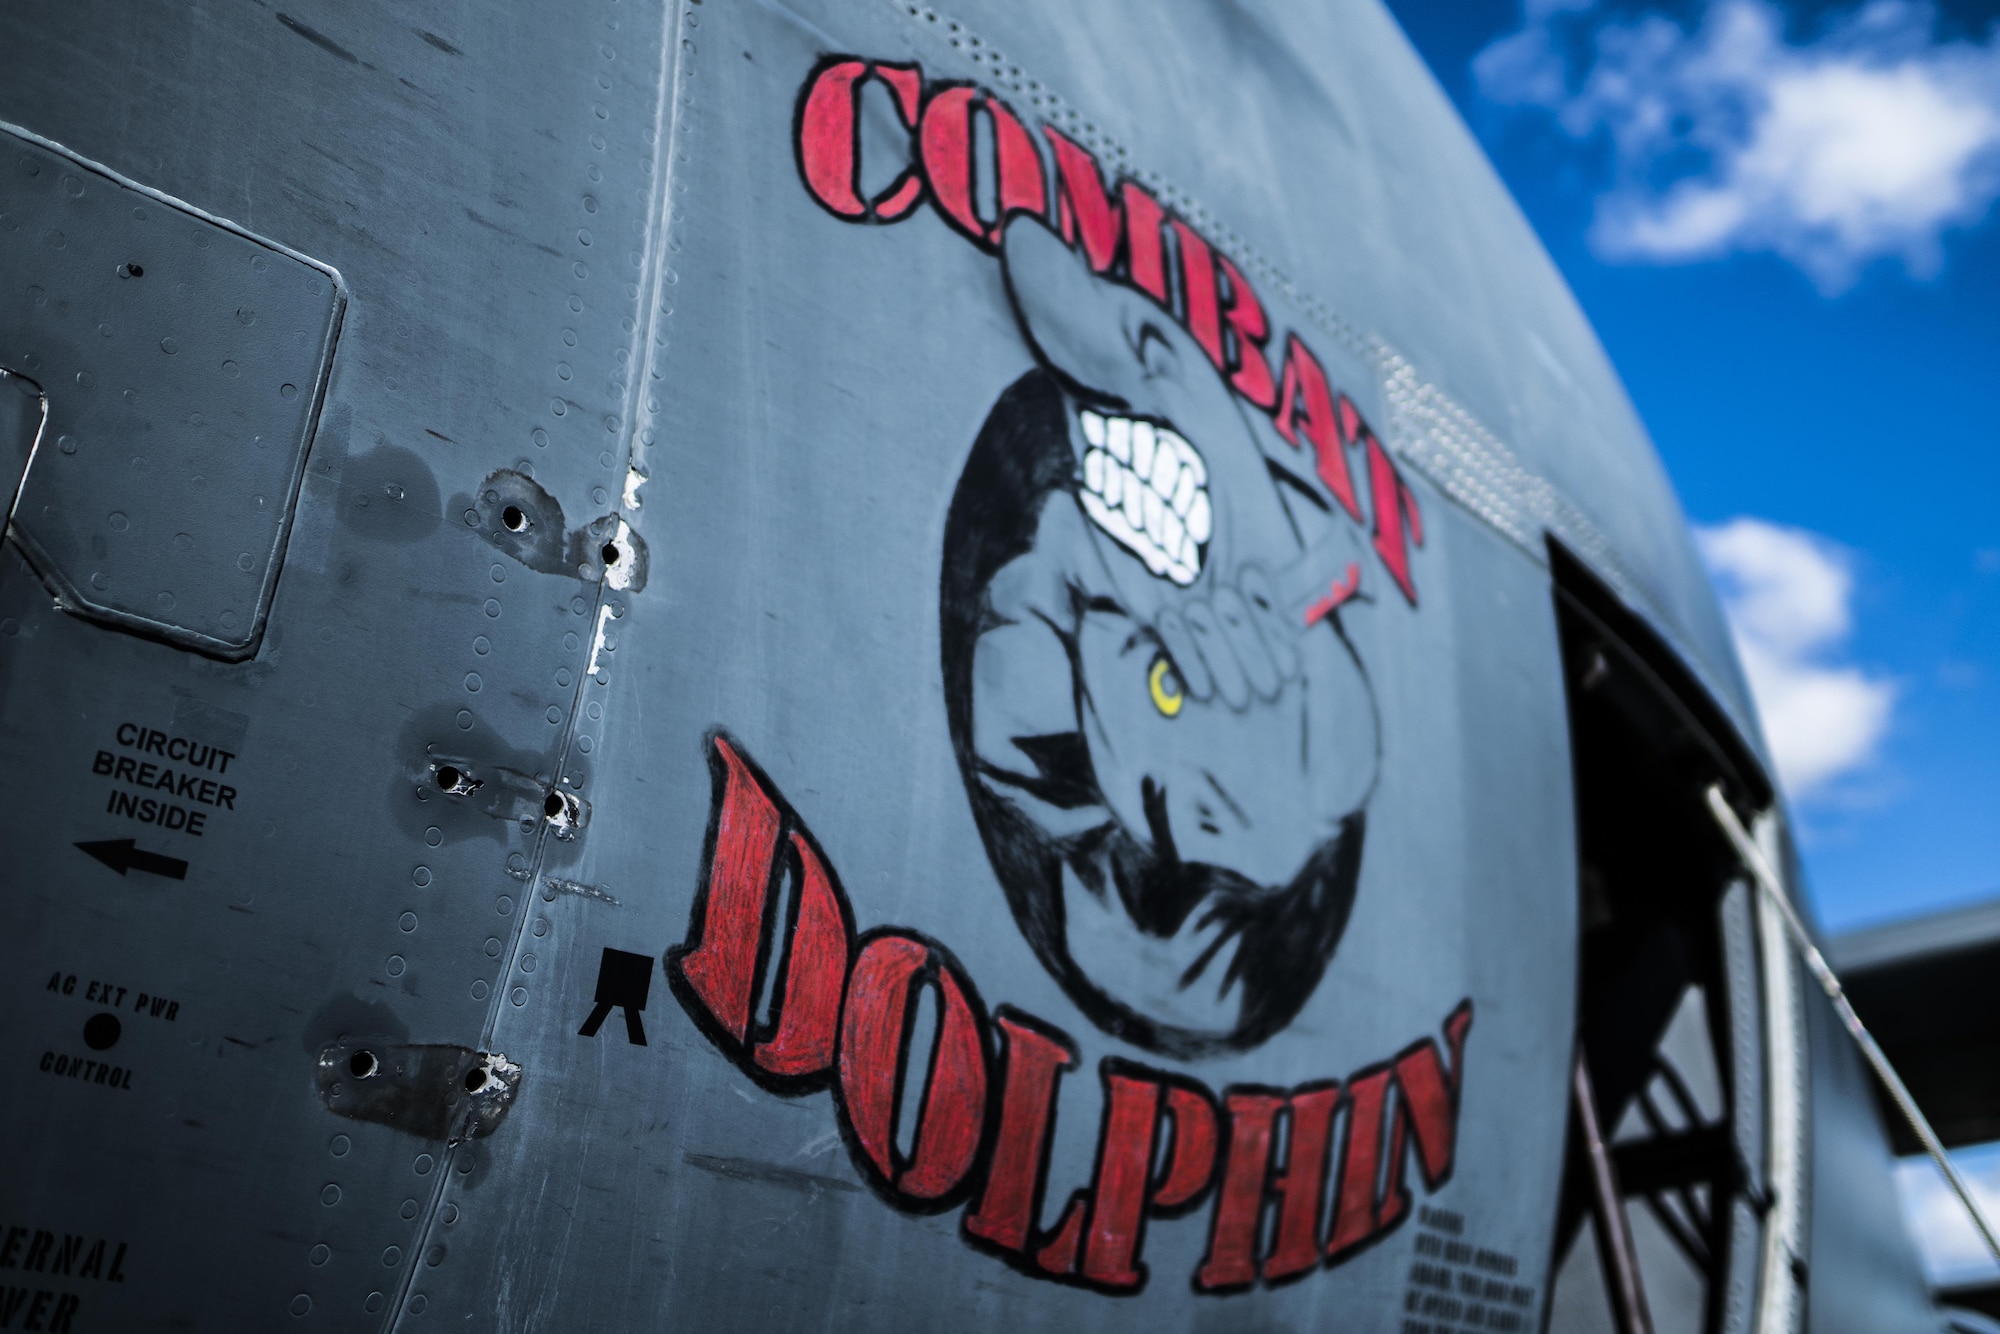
[{"left": 1548, "top": 542, "right": 1778, "bottom": 1334}]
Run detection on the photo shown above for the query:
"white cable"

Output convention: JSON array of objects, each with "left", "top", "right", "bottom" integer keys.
[{"left": 1705, "top": 785, "right": 2000, "bottom": 1267}]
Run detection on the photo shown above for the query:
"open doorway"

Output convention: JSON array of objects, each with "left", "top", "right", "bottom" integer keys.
[{"left": 1544, "top": 541, "right": 1779, "bottom": 1334}]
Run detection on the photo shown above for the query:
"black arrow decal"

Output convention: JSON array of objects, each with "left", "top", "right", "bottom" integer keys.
[{"left": 76, "top": 838, "right": 188, "bottom": 881}]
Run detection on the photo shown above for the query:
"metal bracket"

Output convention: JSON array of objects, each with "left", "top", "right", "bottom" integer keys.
[{"left": 315, "top": 1041, "right": 522, "bottom": 1142}]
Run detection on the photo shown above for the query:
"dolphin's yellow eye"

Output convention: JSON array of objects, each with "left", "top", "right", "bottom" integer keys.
[{"left": 1148, "top": 653, "right": 1185, "bottom": 718}]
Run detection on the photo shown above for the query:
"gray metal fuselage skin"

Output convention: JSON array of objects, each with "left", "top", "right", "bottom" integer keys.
[{"left": 0, "top": 1, "right": 1944, "bottom": 1331}]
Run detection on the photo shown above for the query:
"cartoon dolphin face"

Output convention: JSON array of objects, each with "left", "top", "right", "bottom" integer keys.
[{"left": 941, "top": 216, "right": 1381, "bottom": 1058}]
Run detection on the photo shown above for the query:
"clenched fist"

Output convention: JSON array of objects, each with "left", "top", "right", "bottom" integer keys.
[{"left": 940, "top": 217, "right": 1381, "bottom": 1057}]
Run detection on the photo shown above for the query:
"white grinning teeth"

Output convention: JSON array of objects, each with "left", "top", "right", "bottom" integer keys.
[
  {"left": 1081, "top": 409, "right": 1106, "bottom": 449},
  {"left": 1165, "top": 430, "right": 1204, "bottom": 486},
  {"left": 1124, "top": 471, "right": 1146, "bottom": 531},
  {"left": 1151, "top": 448, "right": 1179, "bottom": 505},
  {"left": 1106, "top": 415, "right": 1132, "bottom": 464},
  {"left": 1076, "top": 411, "right": 1210, "bottom": 587},
  {"left": 1131, "top": 420, "right": 1156, "bottom": 479},
  {"left": 1186, "top": 490, "right": 1211, "bottom": 544}
]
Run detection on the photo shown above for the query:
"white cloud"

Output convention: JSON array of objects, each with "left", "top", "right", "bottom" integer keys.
[
  {"left": 1696, "top": 518, "right": 1896, "bottom": 799},
  {"left": 1896, "top": 1143, "right": 2000, "bottom": 1284},
  {"left": 1475, "top": 0, "right": 2000, "bottom": 289}
]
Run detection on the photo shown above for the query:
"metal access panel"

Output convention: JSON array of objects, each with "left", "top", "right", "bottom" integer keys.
[
  {"left": 0, "top": 0, "right": 1625, "bottom": 1329},
  {"left": 0, "top": 0, "right": 665, "bottom": 1325},
  {"left": 0, "top": 123, "right": 342, "bottom": 659}
]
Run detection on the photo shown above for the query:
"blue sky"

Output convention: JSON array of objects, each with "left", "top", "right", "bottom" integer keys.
[{"left": 1385, "top": 0, "right": 2000, "bottom": 935}]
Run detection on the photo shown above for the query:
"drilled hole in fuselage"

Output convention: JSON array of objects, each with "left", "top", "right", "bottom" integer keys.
[
  {"left": 432, "top": 764, "right": 482, "bottom": 798},
  {"left": 463, "top": 1067, "right": 487, "bottom": 1092},
  {"left": 600, "top": 542, "right": 620, "bottom": 565},
  {"left": 501, "top": 505, "right": 528, "bottom": 532},
  {"left": 349, "top": 1049, "right": 379, "bottom": 1079}
]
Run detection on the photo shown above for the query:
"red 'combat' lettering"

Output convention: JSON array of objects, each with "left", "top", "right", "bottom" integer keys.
[
  {"left": 796, "top": 59, "right": 925, "bottom": 221},
  {"left": 1122, "top": 180, "right": 1171, "bottom": 306},
  {"left": 1275, "top": 335, "right": 1363, "bottom": 522},
  {"left": 1365, "top": 430, "right": 1424, "bottom": 606},
  {"left": 790, "top": 56, "right": 1430, "bottom": 603},
  {"left": 1173, "top": 219, "right": 1227, "bottom": 374},
  {"left": 1047, "top": 126, "right": 1123, "bottom": 275},
  {"left": 919, "top": 85, "right": 1045, "bottom": 248},
  {"left": 1217, "top": 253, "right": 1278, "bottom": 409}
]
